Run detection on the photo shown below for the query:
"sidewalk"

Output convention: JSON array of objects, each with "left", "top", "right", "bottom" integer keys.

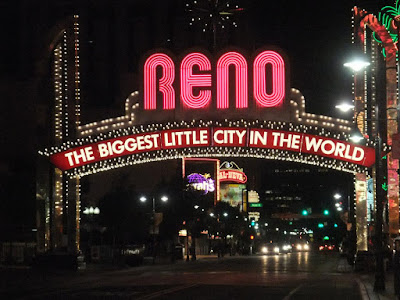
[
  {"left": 337, "top": 258, "right": 398, "bottom": 300},
  {"left": 357, "top": 273, "right": 397, "bottom": 300}
]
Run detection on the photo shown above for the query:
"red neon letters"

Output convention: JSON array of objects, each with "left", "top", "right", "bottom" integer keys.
[
  {"left": 181, "top": 53, "right": 212, "bottom": 108},
  {"left": 143, "top": 50, "right": 285, "bottom": 110},
  {"left": 253, "top": 51, "right": 285, "bottom": 107},
  {"left": 144, "top": 53, "right": 175, "bottom": 110},
  {"left": 217, "top": 52, "right": 248, "bottom": 109}
]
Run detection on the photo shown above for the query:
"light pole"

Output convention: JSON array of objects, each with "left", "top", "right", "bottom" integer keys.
[
  {"left": 343, "top": 56, "right": 386, "bottom": 291},
  {"left": 82, "top": 206, "right": 100, "bottom": 260},
  {"left": 83, "top": 206, "right": 100, "bottom": 216},
  {"left": 140, "top": 195, "right": 168, "bottom": 263}
]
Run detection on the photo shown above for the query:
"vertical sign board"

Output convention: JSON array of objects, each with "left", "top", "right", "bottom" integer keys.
[
  {"left": 242, "top": 189, "right": 248, "bottom": 213},
  {"left": 391, "top": 133, "right": 400, "bottom": 159},
  {"left": 355, "top": 173, "right": 368, "bottom": 251},
  {"left": 366, "top": 178, "right": 374, "bottom": 222},
  {"left": 389, "top": 133, "right": 400, "bottom": 237},
  {"left": 388, "top": 168, "right": 399, "bottom": 236},
  {"left": 248, "top": 191, "right": 260, "bottom": 203}
]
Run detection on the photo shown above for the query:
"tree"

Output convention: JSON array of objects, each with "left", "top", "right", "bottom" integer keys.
[{"left": 98, "top": 172, "right": 148, "bottom": 246}]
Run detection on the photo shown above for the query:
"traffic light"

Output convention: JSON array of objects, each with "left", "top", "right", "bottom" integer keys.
[
  {"left": 250, "top": 235, "right": 254, "bottom": 240},
  {"left": 323, "top": 236, "right": 330, "bottom": 240},
  {"left": 251, "top": 220, "right": 255, "bottom": 226},
  {"left": 323, "top": 210, "right": 329, "bottom": 216},
  {"left": 318, "top": 223, "right": 324, "bottom": 228},
  {"left": 302, "top": 209, "right": 308, "bottom": 216},
  {"left": 334, "top": 223, "right": 338, "bottom": 228}
]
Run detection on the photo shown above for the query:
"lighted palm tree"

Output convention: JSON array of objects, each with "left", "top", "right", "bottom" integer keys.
[{"left": 376, "top": 0, "right": 400, "bottom": 48}]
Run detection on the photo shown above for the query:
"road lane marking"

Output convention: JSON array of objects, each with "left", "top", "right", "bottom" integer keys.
[
  {"left": 282, "top": 283, "right": 304, "bottom": 300},
  {"left": 355, "top": 278, "right": 369, "bottom": 300},
  {"left": 136, "top": 283, "right": 199, "bottom": 300}
]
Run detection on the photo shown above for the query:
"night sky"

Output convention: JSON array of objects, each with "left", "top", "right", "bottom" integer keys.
[{"left": 0, "top": 0, "right": 390, "bottom": 230}]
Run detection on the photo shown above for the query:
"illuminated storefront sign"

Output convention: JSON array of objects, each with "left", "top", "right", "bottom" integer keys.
[
  {"left": 220, "top": 184, "right": 246, "bottom": 211},
  {"left": 355, "top": 173, "right": 368, "bottom": 251},
  {"left": 143, "top": 50, "right": 286, "bottom": 110},
  {"left": 187, "top": 173, "right": 215, "bottom": 194},
  {"left": 219, "top": 161, "right": 247, "bottom": 184},
  {"left": 50, "top": 127, "right": 376, "bottom": 171},
  {"left": 219, "top": 170, "right": 247, "bottom": 183}
]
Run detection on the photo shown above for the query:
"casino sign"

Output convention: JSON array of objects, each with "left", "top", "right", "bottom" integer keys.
[
  {"left": 41, "top": 48, "right": 376, "bottom": 176},
  {"left": 219, "top": 161, "right": 247, "bottom": 184},
  {"left": 36, "top": 17, "right": 381, "bottom": 255}
]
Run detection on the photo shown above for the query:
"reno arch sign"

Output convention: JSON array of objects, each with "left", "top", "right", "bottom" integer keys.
[
  {"left": 50, "top": 128, "right": 375, "bottom": 171},
  {"left": 139, "top": 48, "right": 290, "bottom": 123},
  {"left": 45, "top": 47, "right": 377, "bottom": 175}
]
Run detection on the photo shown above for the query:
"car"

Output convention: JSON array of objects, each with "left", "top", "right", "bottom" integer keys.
[
  {"left": 259, "top": 242, "right": 292, "bottom": 255},
  {"left": 280, "top": 243, "right": 293, "bottom": 253},
  {"left": 260, "top": 243, "right": 281, "bottom": 255},
  {"left": 318, "top": 244, "right": 335, "bottom": 252},
  {"left": 294, "top": 242, "right": 311, "bottom": 252}
]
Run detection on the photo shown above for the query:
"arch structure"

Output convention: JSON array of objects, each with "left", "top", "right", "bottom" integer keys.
[
  {"left": 352, "top": 6, "right": 399, "bottom": 247},
  {"left": 40, "top": 89, "right": 375, "bottom": 178},
  {"left": 36, "top": 15, "right": 378, "bottom": 254}
]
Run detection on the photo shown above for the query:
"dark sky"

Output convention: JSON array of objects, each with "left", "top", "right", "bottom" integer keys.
[{"left": 250, "top": 0, "right": 355, "bottom": 117}]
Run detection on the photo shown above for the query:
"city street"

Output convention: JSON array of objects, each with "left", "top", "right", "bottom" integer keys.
[
  {"left": 2, "top": 1, "right": 400, "bottom": 300},
  {"left": 1, "top": 252, "right": 366, "bottom": 299}
]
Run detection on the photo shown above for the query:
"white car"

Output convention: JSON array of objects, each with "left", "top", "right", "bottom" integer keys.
[{"left": 294, "top": 242, "right": 310, "bottom": 252}]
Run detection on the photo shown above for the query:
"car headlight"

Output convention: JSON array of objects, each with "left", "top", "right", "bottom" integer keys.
[
  {"left": 296, "top": 244, "right": 302, "bottom": 251},
  {"left": 304, "top": 244, "right": 310, "bottom": 250},
  {"left": 274, "top": 247, "right": 280, "bottom": 253},
  {"left": 283, "top": 245, "right": 291, "bottom": 251},
  {"left": 261, "top": 246, "right": 268, "bottom": 254}
]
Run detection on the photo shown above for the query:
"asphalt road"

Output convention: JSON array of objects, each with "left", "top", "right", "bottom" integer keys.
[{"left": 1, "top": 252, "right": 362, "bottom": 299}]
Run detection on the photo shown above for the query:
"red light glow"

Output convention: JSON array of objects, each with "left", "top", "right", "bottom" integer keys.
[
  {"left": 142, "top": 49, "right": 287, "bottom": 111},
  {"left": 144, "top": 53, "right": 175, "bottom": 110},
  {"left": 180, "top": 52, "right": 212, "bottom": 109},
  {"left": 253, "top": 51, "right": 285, "bottom": 107},
  {"left": 216, "top": 51, "right": 248, "bottom": 109}
]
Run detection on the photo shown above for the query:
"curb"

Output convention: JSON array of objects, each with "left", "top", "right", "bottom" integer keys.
[
  {"left": 356, "top": 274, "right": 398, "bottom": 300},
  {"left": 356, "top": 277, "right": 374, "bottom": 300}
]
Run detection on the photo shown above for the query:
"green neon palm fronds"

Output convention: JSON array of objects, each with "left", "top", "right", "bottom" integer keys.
[{"left": 376, "top": 1, "right": 400, "bottom": 50}]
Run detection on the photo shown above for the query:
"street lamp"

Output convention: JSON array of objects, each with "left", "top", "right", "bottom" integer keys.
[
  {"left": 335, "top": 103, "right": 355, "bottom": 113},
  {"left": 82, "top": 206, "right": 100, "bottom": 254},
  {"left": 333, "top": 193, "right": 342, "bottom": 200},
  {"left": 139, "top": 195, "right": 168, "bottom": 263},
  {"left": 343, "top": 58, "right": 370, "bottom": 72},
  {"left": 83, "top": 206, "right": 100, "bottom": 215},
  {"left": 349, "top": 131, "right": 365, "bottom": 143},
  {"left": 140, "top": 195, "right": 168, "bottom": 214},
  {"left": 343, "top": 56, "right": 386, "bottom": 291}
]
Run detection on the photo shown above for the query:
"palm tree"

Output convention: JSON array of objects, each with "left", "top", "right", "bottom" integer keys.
[{"left": 376, "top": 0, "right": 400, "bottom": 48}]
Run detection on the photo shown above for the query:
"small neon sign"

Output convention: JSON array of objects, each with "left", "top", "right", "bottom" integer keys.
[{"left": 187, "top": 173, "right": 215, "bottom": 194}]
